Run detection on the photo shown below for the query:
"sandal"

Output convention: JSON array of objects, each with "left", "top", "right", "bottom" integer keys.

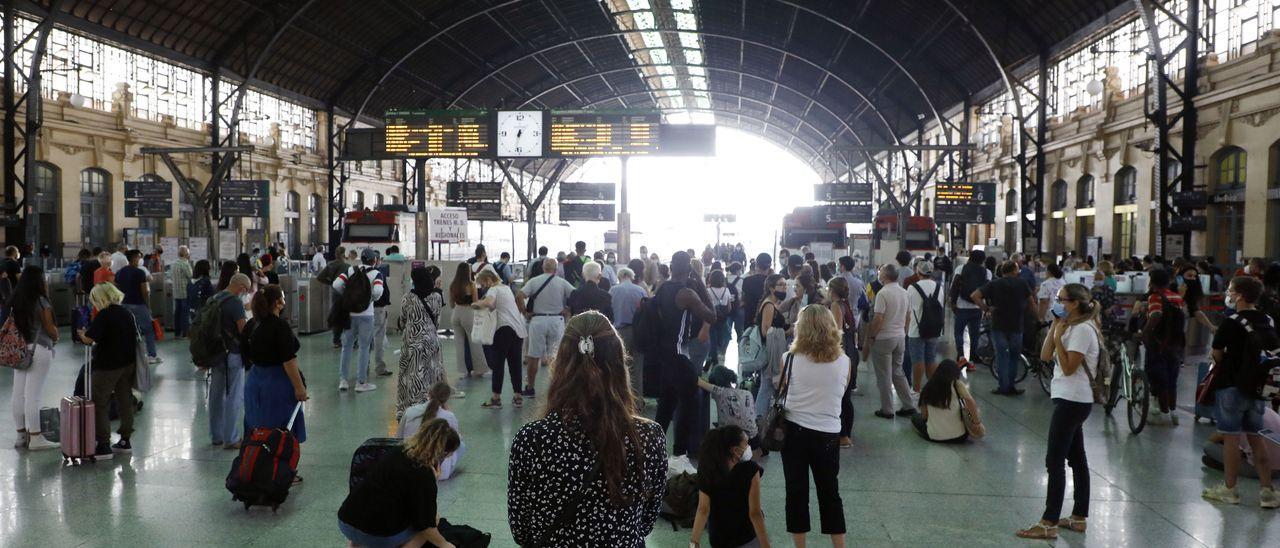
[
  {"left": 1015, "top": 523, "right": 1058, "bottom": 540},
  {"left": 481, "top": 397, "right": 502, "bottom": 410},
  {"left": 1057, "top": 516, "right": 1086, "bottom": 532},
  {"left": 513, "top": 396, "right": 524, "bottom": 408},
  {"left": 839, "top": 437, "right": 854, "bottom": 448},
  {"left": 292, "top": 475, "right": 304, "bottom": 485}
]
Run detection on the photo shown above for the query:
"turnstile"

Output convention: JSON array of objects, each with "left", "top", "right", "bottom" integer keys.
[{"left": 298, "top": 278, "right": 332, "bottom": 335}]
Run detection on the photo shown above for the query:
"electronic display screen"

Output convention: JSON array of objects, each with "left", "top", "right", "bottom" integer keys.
[
  {"left": 546, "top": 110, "right": 660, "bottom": 157},
  {"left": 385, "top": 109, "right": 493, "bottom": 158}
]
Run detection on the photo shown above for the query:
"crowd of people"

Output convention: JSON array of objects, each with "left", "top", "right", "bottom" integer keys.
[{"left": 5, "top": 237, "right": 1280, "bottom": 546}]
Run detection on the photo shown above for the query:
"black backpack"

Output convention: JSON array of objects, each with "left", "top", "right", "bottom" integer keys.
[
  {"left": 1148, "top": 294, "right": 1186, "bottom": 352},
  {"left": 659, "top": 472, "right": 698, "bottom": 530},
  {"left": 340, "top": 267, "right": 374, "bottom": 313},
  {"left": 955, "top": 263, "right": 987, "bottom": 303},
  {"left": 913, "top": 282, "right": 945, "bottom": 339},
  {"left": 632, "top": 296, "right": 661, "bottom": 355},
  {"left": 1231, "top": 313, "right": 1280, "bottom": 402},
  {"left": 372, "top": 269, "right": 392, "bottom": 308}
]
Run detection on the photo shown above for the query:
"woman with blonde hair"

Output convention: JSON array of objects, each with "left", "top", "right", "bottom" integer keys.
[
  {"left": 508, "top": 311, "right": 666, "bottom": 546},
  {"left": 75, "top": 282, "right": 139, "bottom": 460},
  {"left": 1018, "top": 283, "right": 1101, "bottom": 540},
  {"left": 472, "top": 268, "right": 527, "bottom": 409},
  {"left": 778, "top": 304, "right": 850, "bottom": 547},
  {"left": 338, "top": 418, "right": 460, "bottom": 547}
]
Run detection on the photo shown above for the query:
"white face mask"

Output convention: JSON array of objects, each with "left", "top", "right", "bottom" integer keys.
[{"left": 739, "top": 445, "right": 752, "bottom": 462}]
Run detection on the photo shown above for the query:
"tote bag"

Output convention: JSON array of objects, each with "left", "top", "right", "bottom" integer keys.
[{"left": 472, "top": 308, "right": 498, "bottom": 346}]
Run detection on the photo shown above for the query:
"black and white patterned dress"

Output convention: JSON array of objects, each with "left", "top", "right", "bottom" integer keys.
[
  {"left": 507, "top": 412, "right": 667, "bottom": 547},
  {"left": 396, "top": 291, "right": 444, "bottom": 419}
]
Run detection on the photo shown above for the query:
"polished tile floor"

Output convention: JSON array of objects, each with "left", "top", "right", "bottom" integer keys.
[{"left": 1, "top": 323, "right": 1276, "bottom": 547}]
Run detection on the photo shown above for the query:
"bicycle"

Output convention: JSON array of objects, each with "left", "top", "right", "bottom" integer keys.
[
  {"left": 1102, "top": 325, "right": 1149, "bottom": 434},
  {"left": 973, "top": 320, "right": 1053, "bottom": 394}
]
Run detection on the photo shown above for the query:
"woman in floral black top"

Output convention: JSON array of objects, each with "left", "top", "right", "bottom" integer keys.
[{"left": 507, "top": 311, "right": 667, "bottom": 547}]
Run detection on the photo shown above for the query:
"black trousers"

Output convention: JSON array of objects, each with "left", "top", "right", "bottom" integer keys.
[
  {"left": 654, "top": 351, "right": 700, "bottom": 456},
  {"left": 839, "top": 342, "right": 858, "bottom": 438},
  {"left": 781, "top": 421, "right": 845, "bottom": 535},
  {"left": 1042, "top": 398, "right": 1092, "bottom": 522},
  {"left": 485, "top": 326, "right": 523, "bottom": 396}
]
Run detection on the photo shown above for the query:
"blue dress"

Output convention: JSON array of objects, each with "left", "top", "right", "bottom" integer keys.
[{"left": 242, "top": 315, "right": 307, "bottom": 442}]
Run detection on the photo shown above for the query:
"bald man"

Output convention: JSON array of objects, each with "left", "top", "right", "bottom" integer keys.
[{"left": 519, "top": 258, "right": 575, "bottom": 397}]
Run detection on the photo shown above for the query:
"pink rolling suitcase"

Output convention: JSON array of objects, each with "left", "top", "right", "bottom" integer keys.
[{"left": 61, "top": 346, "right": 96, "bottom": 463}]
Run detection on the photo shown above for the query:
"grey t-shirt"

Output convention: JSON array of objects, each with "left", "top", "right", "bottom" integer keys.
[
  {"left": 31, "top": 297, "right": 53, "bottom": 348},
  {"left": 520, "top": 273, "right": 574, "bottom": 316},
  {"left": 220, "top": 294, "right": 246, "bottom": 354}
]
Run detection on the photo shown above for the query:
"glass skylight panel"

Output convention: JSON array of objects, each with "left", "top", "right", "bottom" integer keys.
[
  {"left": 661, "top": 75, "right": 678, "bottom": 89},
  {"left": 633, "top": 12, "right": 657, "bottom": 30},
  {"left": 641, "top": 31, "right": 664, "bottom": 49},
  {"left": 650, "top": 49, "right": 669, "bottom": 64},
  {"left": 696, "top": 97, "right": 711, "bottom": 109},
  {"left": 690, "top": 76, "right": 707, "bottom": 90},
  {"left": 679, "top": 32, "right": 701, "bottom": 49},
  {"left": 627, "top": 0, "right": 652, "bottom": 10},
  {"left": 685, "top": 50, "right": 703, "bottom": 64},
  {"left": 668, "top": 96, "right": 685, "bottom": 108},
  {"left": 656, "top": 65, "right": 675, "bottom": 75},
  {"left": 688, "top": 66, "right": 707, "bottom": 76},
  {"left": 675, "top": 13, "right": 698, "bottom": 30},
  {"left": 672, "top": 0, "right": 694, "bottom": 10}
]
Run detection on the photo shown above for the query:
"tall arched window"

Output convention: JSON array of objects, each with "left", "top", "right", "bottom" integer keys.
[
  {"left": 309, "top": 193, "right": 322, "bottom": 246},
  {"left": 1004, "top": 189, "right": 1018, "bottom": 250},
  {"left": 1075, "top": 174, "right": 1094, "bottom": 208},
  {"left": 1212, "top": 146, "right": 1246, "bottom": 190},
  {"left": 374, "top": 193, "right": 385, "bottom": 209},
  {"left": 31, "top": 162, "right": 59, "bottom": 251},
  {"left": 1115, "top": 166, "right": 1137, "bottom": 205},
  {"left": 1005, "top": 189, "right": 1018, "bottom": 215},
  {"left": 285, "top": 191, "right": 301, "bottom": 256},
  {"left": 79, "top": 168, "right": 110, "bottom": 246},
  {"left": 1051, "top": 179, "right": 1068, "bottom": 210},
  {"left": 352, "top": 191, "right": 365, "bottom": 211}
]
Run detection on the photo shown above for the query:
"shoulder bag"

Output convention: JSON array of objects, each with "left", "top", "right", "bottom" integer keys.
[
  {"left": 472, "top": 289, "right": 500, "bottom": 345},
  {"left": 956, "top": 383, "right": 985, "bottom": 439},
  {"left": 759, "top": 353, "right": 796, "bottom": 452},
  {"left": 1079, "top": 323, "right": 1108, "bottom": 404},
  {"left": 523, "top": 275, "right": 555, "bottom": 320},
  {"left": 129, "top": 313, "right": 153, "bottom": 392},
  {"left": 0, "top": 316, "right": 34, "bottom": 370}
]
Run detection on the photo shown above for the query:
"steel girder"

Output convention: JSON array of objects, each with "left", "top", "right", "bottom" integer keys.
[
  {"left": 2, "top": 0, "right": 58, "bottom": 247},
  {"left": 1133, "top": 0, "right": 1199, "bottom": 260},
  {"left": 1015, "top": 53, "right": 1049, "bottom": 255}
]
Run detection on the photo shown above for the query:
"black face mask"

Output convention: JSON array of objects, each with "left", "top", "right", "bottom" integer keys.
[{"left": 773, "top": 290, "right": 787, "bottom": 300}]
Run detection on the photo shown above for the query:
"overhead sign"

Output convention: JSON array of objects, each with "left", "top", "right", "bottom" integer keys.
[
  {"left": 822, "top": 204, "right": 873, "bottom": 223},
  {"left": 703, "top": 213, "right": 736, "bottom": 222},
  {"left": 1169, "top": 215, "right": 1207, "bottom": 232},
  {"left": 560, "top": 202, "right": 616, "bottom": 222},
  {"left": 427, "top": 207, "right": 468, "bottom": 243},
  {"left": 464, "top": 200, "right": 502, "bottom": 221},
  {"left": 814, "top": 183, "right": 873, "bottom": 202},
  {"left": 125, "top": 201, "right": 173, "bottom": 218},
  {"left": 385, "top": 109, "right": 493, "bottom": 158},
  {"left": 546, "top": 110, "right": 660, "bottom": 157},
  {"left": 559, "top": 182, "right": 616, "bottom": 201},
  {"left": 934, "top": 181, "right": 997, "bottom": 223},
  {"left": 1170, "top": 190, "right": 1207, "bottom": 209},
  {"left": 447, "top": 181, "right": 502, "bottom": 202},
  {"left": 219, "top": 179, "right": 270, "bottom": 218},
  {"left": 657, "top": 124, "right": 716, "bottom": 156},
  {"left": 123, "top": 180, "right": 172, "bottom": 200}
]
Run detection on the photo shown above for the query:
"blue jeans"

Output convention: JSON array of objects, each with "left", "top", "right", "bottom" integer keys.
[
  {"left": 991, "top": 329, "right": 1022, "bottom": 392},
  {"left": 709, "top": 319, "right": 733, "bottom": 363},
  {"left": 174, "top": 298, "right": 190, "bottom": 337},
  {"left": 209, "top": 353, "right": 245, "bottom": 444},
  {"left": 907, "top": 337, "right": 939, "bottom": 366},
  {"left": 338, "top": 519, "right": 416, "bottom": 548},
  {"left": 953, "top": 308, "right": 983, "bottom": 361},
  {"left": 730, "top": 308, "right": 747, "bottom": 338},
  {"left": 681, "top": 339, "right": 711, "bottom": 452},
  {"left": 340, "top": 314, "right": 376, "bottom": 384},
  {"left": 1214, "top": 386, "right": 1265, "bottom": 434},
  {"left": 123, "top": 303, "right": 157, "bottom": 357}
]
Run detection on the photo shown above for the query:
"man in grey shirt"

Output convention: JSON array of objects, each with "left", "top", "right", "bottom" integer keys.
[{"left": 520, "top": 258, "right": 575, "bottom": 398}]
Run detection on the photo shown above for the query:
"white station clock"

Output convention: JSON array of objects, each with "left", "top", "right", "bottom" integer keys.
[{"left": 496, "top": 110, "right": 544, "bottom": 157}]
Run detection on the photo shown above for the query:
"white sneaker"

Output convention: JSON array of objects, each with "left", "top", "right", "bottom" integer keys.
[
  {"left": 1261, "top": 487, "right": 1280, "bottom": 509},
  {"left": 338, "top": 379, "right": 350, "bottom": 391},
  {"left": 26, "top": 436, "right": 59, "bottom": 451},
  {"left": 1202, "top": 483, "right": 1241, "bottom": 504},
  {"left": 1169, "top": 411, "right": 1180, "bottom": 426},
  {"left": 354, "top": 383, "right": 377, "bottom": 393},
  {"left": 1148, "top": 412, "right": 1167, "bottom": 425},
  {"left": 148, "top": 357, "right": 163, "bottom": 365}
]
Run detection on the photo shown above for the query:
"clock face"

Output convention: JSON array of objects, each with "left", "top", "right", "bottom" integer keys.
[{"left": 496, "top": 110, "right": 544, "bottom": 158}]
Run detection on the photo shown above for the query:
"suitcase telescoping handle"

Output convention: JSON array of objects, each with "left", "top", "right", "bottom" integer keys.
[
  {"left": 286, "top": 402, "right": 303, "bottom": 431},
  {"left": 83, "top": 344, "right": 92, "bottom": 401}
]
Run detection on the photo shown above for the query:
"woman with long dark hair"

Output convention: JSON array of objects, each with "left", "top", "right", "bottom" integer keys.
[
  {"left": 911, "top": 360, "right": 984, "bottom": 443},
  {"left": 8, "top": 266, "right": 60, "bottom": 451},
  {"left": 826, "top": 276, "right": 858, "bottom": 449},
  {"left": 397, "top": 266, "right": 447, "bottom": 419},
  {"left": 1018, "top": 283, "right": 1101, "bottom": 539},
  {"left": 216, "top": 260, "right": 238, "bottom": 291},
  {"left": 189, "top": 259, "right": 215, "bottom": 310},
  {"left": 507, "top": 311, "right": 666, "bottom": 546},
  {"left": 690, "top": 425, "right": 769, "bottom": 548},
  {"left": 242, "top": 285, "right": 308, "bottom": 464},
  {"left": 447, "top": 262, "right": 487, "bottom": 379}
]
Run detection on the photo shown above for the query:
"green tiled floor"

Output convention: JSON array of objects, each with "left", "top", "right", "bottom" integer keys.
[{"left": 1, "top": 325, "right": 1278, "bottom": 547}]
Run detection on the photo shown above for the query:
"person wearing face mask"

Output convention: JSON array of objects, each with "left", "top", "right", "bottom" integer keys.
[
  {"left": 241, "top": 284, "right": 309, "bottom": 478},
  {"left": 689, "top": 425, "right": 768, "bottom": 548},
  {"left": 972, "top": 261, "right": 1038, "bottom": 396},
  {"left": 1141, "top": 268, "right": 1187, "bottom": 426},
  {"left": 752, "top": 274, "right": 795, "bottom": 419}
]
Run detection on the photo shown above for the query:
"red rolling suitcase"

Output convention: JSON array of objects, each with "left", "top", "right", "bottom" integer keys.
[{"left": 61, "top": 346, "right": 96, "bottom": 463}]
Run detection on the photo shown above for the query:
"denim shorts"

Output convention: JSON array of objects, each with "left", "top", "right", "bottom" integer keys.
[
  {"left": 907, "top": 337, "right": 939, "bottom": 365},
  {"left": 1214, "top": 386, "right": 1265, "bottom": 434},
  {"left": 338, "top": 519, "right": 416, "bottom": 548}
]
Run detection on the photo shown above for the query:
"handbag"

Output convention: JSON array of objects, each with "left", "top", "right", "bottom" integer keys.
[
  {"left": 759, "top": 353, "right": 796, "bottom": 452},
  {"left": 1196, "top": 364, "right": 1218, "bottom": 406},
  {"left": 153, "top": 318, "right": 165, "bottom": 342},
  {"left": 957, "top": 385, "right": 985, "bottom": 439},
  {"left": 0, "top": 316, "right": 34, "bottom": 370},
  {"left": 129, "top": 315, "right": 153, "bottom": 392},
  {"left": 472, "top": 307, "right": 498, "bottom": 346}
]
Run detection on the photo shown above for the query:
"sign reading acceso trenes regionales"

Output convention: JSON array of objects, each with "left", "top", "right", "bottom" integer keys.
[{"left": 428, "top": 207, "right": 467, "bottom": 243}]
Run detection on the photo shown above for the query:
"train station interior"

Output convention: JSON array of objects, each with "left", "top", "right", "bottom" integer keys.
[{"left": 2, "top": 0, "right": 1280, "bottom": 546}]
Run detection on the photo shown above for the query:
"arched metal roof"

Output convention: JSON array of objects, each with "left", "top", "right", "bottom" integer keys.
[{"left": 28, "top": 0, "right": 1134, "bottom": 175}]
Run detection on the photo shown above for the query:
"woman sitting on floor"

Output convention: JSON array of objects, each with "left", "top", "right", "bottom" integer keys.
[
  {"left": 398, "top": 382, "right": 466, "bottom": 480},
  {"left": 911, "top": 359, "right": 984, "bottom": 443}
]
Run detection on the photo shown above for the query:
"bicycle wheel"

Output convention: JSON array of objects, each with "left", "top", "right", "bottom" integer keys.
[
  {"left": 1015, "top": 354, "right": 1030, "bottom": 383},
  {"left": 1127, "top": 370, "right": 1150, "bottom": 434},
  {"left": 1104, "top": 348, "right": 1124, "bottom": 415},
  {"left": 1036, "top": 358, "right": 1052, "bottom": 395}
]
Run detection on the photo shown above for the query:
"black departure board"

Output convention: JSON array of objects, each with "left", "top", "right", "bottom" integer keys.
[
  {"left": 935, "top": 181, "right": 997, "bottom": 224},
  {"left": 385, "top": 109, "right": 493, "bottom": 158},
  {"left": 546, "top": 110, "right": 660, "bottom": 157}
]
